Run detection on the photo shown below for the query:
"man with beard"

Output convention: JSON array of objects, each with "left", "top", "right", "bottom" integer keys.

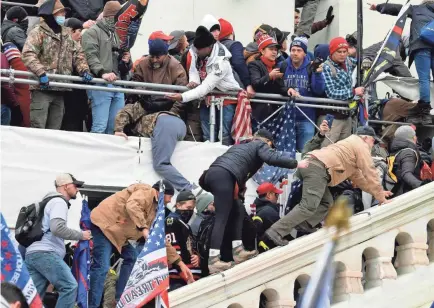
[
  {"left": 25, "top": 174, "right": 91, "bottom": 308},
  {"left": 114, "top": 39, "right": 196, "bottom": 192},
  {"left": 1, "top": 6, "right": 29, "bottom": 51},
  {"left": 165, "top": 191, "right": 201, "bottom": 290}
]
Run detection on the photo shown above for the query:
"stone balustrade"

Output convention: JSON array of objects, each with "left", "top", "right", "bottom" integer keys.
[{"left": 169, "top": 183, "right": 434, "bottom": 308}]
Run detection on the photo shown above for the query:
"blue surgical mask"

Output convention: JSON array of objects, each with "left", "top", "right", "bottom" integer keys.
[{"left": 55, "top": 16, "right": 65, "bottom": 26}]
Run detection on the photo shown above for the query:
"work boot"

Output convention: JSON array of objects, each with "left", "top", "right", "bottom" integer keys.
[
  {"left": 420, "top": 103, "right": 433, "bottom": 125},
  {"left": 208, "top": 255, "right": 233, "bottom": 274},
  {"left": 264, "top": 229, "right": 289, "bottom": 246},
  {"left": 406, "top": 101, "right": 423, "bottom": 125},
  {"left": 232, "top": 245, "right": 258, "bottom": 264}
]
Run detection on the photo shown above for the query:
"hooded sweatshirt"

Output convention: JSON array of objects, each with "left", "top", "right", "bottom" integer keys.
[{"left": 283, "top": 56, "right": 325, "bottom": 121}]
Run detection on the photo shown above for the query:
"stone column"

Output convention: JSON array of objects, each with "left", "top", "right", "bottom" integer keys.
[
  {"left": 333, "top": 270, "right": 364, "bottom": 303},
  {"left": 266, "top": 299, "right": 297, "bottom": 308},
  {"left": 428, "top": 231, "right": 434, "bottom": 262},
  {"left": 364, "top": 256, "right": 397, "bottom": 289},
  {"left": 394, "top": 243, "right": 430, "bottom": 275}
]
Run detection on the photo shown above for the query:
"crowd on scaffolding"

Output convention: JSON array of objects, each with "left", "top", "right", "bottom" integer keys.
[{"left": 1, "top": 0, "right": 434, "bottom": 307}]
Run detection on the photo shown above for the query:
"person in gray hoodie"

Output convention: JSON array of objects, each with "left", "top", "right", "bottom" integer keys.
[{"left": 25, "top": 173, "right": 91, "bottom": 308}]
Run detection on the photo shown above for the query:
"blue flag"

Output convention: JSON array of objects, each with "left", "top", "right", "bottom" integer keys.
[
  {"left": 72, "top": 200, "right": 91, "bottom": 308},
  {"left": 1, "top": 214, "right": 43, "bottom": 308},
  {"left": 253, "top": 100, "right": 297, "bottom": 185}
]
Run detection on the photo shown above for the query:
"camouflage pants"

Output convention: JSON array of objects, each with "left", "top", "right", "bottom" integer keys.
[{"left": 30, "top": 90, "right": 64, "bottom": 129}]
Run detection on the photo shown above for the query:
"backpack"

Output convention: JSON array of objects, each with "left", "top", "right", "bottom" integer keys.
[
  {"left": 15, "top": 195, "right": 68, "bottom": 248},
  {"left": 420, "top": 20, "right": 434, "bottom": 46},
  {"left": 219, "top": 40, "right": 245, "bottom": 88},
  {"left": 195, "top": 214, "right": 215, "bottom": 264},
  {"left": 384, "top": 148, "right": 418, "bottom": 190}
]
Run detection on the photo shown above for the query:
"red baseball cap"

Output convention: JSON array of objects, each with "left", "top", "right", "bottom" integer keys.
[
  {"left": 256, "top": 182, "right": 283, "bottom": 195},
  {"left": 149, "top": 31, "right": 174, "bottom": 42}
]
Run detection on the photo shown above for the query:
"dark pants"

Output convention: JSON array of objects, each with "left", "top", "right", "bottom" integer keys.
[
  {"left": 61, "top": 89, "right": 88, "bottom": 132},
  {"left": 89, "top": 224, "right": 137, "bottom": 308},
  {"left": 204, "top": 166, "right": 244, "bottom": 250},
  {"left": 269, "top": 160, "right": 333, "bottom": 238}
]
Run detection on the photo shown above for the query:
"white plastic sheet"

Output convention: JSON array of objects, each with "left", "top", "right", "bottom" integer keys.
[{"left": 1, "top": 127, "right": 255, "bottom": 229}]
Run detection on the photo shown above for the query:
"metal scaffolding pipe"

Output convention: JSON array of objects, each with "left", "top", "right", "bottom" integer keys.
[
  {"left": 1, "top": 69, "right": 348, "bottom": 105},
  {"left": 1, "top": 1, "right": 36, "bottom": 7},
  {"left": 369, "top": 119, "right": 434, "bottom": 128},
  {"left": 0, "top": 76, "right": 351, "bottom": 111}
]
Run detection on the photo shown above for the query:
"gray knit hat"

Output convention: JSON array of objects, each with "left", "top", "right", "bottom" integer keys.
[
  {"left": 195, "top": 193, "right": 214, "bottom": 214},
  {"left": 394, "top": 125, "right": 416, "bottom": 141}
]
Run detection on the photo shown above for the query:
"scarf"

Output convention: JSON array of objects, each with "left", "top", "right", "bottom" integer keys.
[
  {"left": 260, "top": 55, "right": 275, "bottom": 73},
  {"left": 105, "top": 17, "right": 116, "bottom": 32}
]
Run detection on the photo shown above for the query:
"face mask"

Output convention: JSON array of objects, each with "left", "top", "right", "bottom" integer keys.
[
  {"left": 176, "top": 209, "right": 194, "bottom": 223},
  {"left": 55, "top": 16, "right": 65, "bottom": 26},
  {"left": 19, "top": 19, "right": 29, "bottom": 32}
]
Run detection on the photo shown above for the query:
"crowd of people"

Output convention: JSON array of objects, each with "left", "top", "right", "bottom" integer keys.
[{"left": 1, "top": 0, "right": 434, "bottom": 307}]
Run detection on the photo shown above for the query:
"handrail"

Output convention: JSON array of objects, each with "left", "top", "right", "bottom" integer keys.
[
  {"left": 1, "top": 1, "right": 36, "bottom": 7},
  {"left": 0, "top": 76, "right": 350, "bottom": 111},
  {"left": 0, "top": 69, "right": 349, "bottom": 105}
]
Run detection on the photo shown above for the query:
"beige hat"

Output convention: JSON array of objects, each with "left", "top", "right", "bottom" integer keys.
[
  {"left": 55, "top": 173, "right": 84, "bottom": 187},
  {"left": 103, "top": 1, "right": 122, "bottom": 18}
]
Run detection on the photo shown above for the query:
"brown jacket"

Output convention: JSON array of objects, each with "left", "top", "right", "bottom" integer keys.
[
  {"left": 90, "top": 184, "right": 158, "bottom": 253},
  {"left": 309, "top": 135, "right": 384, "bottom": 201},
  {"left": 166, "top": 241, "right": 181, "bottom": 265},
  {"left": 133, "top": 55, "right": 187, "bottom": 86}
]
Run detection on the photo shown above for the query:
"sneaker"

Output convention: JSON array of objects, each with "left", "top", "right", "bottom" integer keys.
[
  {"left": 208, "top": 255, "right": 233, "bottom": 274},
  {"left": 264, "top": 229, "right": 289, "bottom": 246},
  {"left": 232, "top": 245, "right": 258, "bottom": 264}
]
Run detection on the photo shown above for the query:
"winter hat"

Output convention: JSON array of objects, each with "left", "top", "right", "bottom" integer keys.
[
  {"left": 314, "top": 44, "right": 330, "bottom": 60},
  {"left": 185, "top": 31, "right": 196, "bottom": 45},
  {"left": 152, "top": 180, "right": 175, "bottom": 195},
  {"left": 5, "top": 7, "right": 28, "bottom": 22},
  {"left": 257, "top": 34, "right": 279, "bottom": 52},
  {"left": 52, "top": 0, "right": 69, "bottom": 15},
  {"left": 201, "top": 14, "right": 220, "bottom": 32},
  {"left": 195, "top": 193, "right": 214, "bottom": 214},
  {"left": 103, "top": 1, "right": 121, "bottom": 18},
  {"left": 193, "top": 26, "right": 216, "bottom": 49},
  {"left": 291, "top": 36, "right": 308, "bottom": 54},
  {"left": 64, "top": 18, "right": 83, "bottom": 30},
  {"left": 2, "top": 42, "right": 21, "bottom": 61},
  {"left": 168, "top": 30, "right": 185, "bottom": 50},
  {"left": 176, "top": 191, "right": 196, "bottom": 203},
  {"left": 394, "top": 125, "right": 416, "bottom": 141},
  {"left": 329, "top": 37, "right": 349, "bottom": 55},
  {"left": 274, "top": 28, "right": 290, "bottom": 45},
  {"left": 255, "top": 128, "right": 275, "bottom": 147},
  {"left": 149, "top": 38, "right": 169, "bottom": 56},
  {"left": 253, "top": 24, "right": 273, "bottom": 41},
  {"left": 218, "top": 18, "right": 233, "bottom": 40}
]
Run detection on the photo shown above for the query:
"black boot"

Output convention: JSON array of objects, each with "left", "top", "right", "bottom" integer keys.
[
  {"left": 406, "top": 101, "right": 423, "bottom": 125},
  {"left": 420, "top": 102, "right": 433, "bottom": 125}
]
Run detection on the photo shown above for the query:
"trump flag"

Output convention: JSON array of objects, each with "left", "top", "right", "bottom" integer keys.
[{"left": 117, "top": 192, "right": 170, "bottom": 308}]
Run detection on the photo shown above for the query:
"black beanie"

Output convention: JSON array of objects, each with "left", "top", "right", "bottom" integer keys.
[
  {"left": 6, "top": 6, "right": 28, "bottom": 22},
  {"left": 193, "top": 26, "right": 216, "bottom": 49},
  {"left": 64, "top": 18, "right": 83, "bottom": 31},
  {"left": 152, "top": 180, "right": 175, "bottom": 196}
]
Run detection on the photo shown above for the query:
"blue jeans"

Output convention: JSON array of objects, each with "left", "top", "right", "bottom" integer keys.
[
  {"left": 1, "top": 104, "right": 11, "bottom": 125},
  {"left": 414, "top": 48, "right": 434, "bottom": 104},
  {"left": 295, "top": 120, "right": 315, "bottom": 152},
  {"left": 89, "top": 224, "right": 137, "bottom": 308},
  {"left": 25, "top": 252, "right": 78, "bottom": 308},
  {"left": 200, "top": 104, "right": 235, "bottom": 145},
  {"left": 88, "top": 84, "right": 125, "bottom": 134}
]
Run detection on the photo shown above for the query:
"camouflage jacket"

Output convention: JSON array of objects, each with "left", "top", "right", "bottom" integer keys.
[
  {"left": 114, "top": 101, "right": 183, "bottom": 137},
  {"left": 22, "top": 21, "right": 89, "bottom": 91}
]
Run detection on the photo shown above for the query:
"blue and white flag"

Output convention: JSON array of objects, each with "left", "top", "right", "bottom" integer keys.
[{"left": 253, "top": 100, "right": 297, "bottom": 185}]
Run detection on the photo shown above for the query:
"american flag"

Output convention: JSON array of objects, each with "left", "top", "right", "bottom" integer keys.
[
  {"left": 117, "top": 192, "right": 170, "bottom": 308},
  {"left": 232, "top": 90, "right": 252, "bottom": 144},
  {"left": 253, "top": 100, "right": 297, "bottom": 184},
  {"left": 0, "top": 214, "right": 43, "bottom": 308}
]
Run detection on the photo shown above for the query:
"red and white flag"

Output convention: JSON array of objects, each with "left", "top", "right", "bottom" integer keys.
[{"left": 231, "top": 90, "right": 252, "bottom": 144}]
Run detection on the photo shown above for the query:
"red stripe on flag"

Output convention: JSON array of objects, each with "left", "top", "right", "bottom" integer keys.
[
  {"left": 392, "top": 25, "right": 403, "bottom": 35},
  {"left": 231, "top": 90, "right": 252, "bottom": 144}
]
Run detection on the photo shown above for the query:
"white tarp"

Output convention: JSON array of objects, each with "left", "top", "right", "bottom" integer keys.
[{"left": 1, "top": 127, "right": 262, "bottom": 229}]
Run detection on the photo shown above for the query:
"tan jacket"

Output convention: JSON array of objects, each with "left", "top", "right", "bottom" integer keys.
[
  {"left": 309, "top": 135, "right": 384, "bottom": 201},
  {"left": 90, "top": 184, "right": 158, "bottom": 253}
]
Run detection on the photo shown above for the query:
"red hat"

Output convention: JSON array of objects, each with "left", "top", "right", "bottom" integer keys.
[
  {"left": 257, "top": 34, "right": 279, "bottom": 52},
  {"left": 149, "top": 31, "right": 174, "bottom": 42},
  {"left": 329, "top": 37, "right": 349, "bottom": 55},
  {"left": 256, "top": 182, "right": 283, "bottom": 195},
  {"left": 218, "top": 18, "right": 233, "bottom": 40}
]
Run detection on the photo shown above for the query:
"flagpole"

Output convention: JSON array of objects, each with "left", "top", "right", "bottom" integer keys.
[
  {"left": 356, "top": 0, "right": 363, "bottom": 87},
  {"left": 155, "top": 180, "right": 165, "bottom": 308}
]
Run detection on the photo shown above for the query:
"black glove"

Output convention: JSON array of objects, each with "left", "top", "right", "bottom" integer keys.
[{"left": 326, "top": 6, "right": 334, "bottom": 25}]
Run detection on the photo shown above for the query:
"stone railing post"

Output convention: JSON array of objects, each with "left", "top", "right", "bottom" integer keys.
[
  {"left": 394, "top": 243, "right": 430, "bottom": 275},
  {"left": 428, "top": 231, "right": 434, "bottom": 262},
  {"left": 333, "top": 270, "right": 364, "bottom": 303},
  {"left": 364, "top": 256, "right": 397, "bottom": 289}
]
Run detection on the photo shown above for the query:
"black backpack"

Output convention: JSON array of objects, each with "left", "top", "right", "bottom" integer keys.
[
  {"left": 195, "top": 213, "right": 215, "bottom": 276},
  {"left": 15, "top": 195, "right": 68, "bottom": 248}
]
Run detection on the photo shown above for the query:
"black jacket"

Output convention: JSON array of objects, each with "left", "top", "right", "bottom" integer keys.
[
  {"left": 211, "top": 139, "right": 298, "bottom": 187},
  {"left": 248, "top": 59, "right": 288, "bottom": 123},
  {"left": 377, "top": 2, "right": 434, "bottom": 66},
  {"left": 390, "top": 137, "right": 422, "bottom": 195},
  {"left": 61, "top": 0, "right": 104, "bottom": 21},
  {"left": 220, "top": 38, "right": 251, "bottom": 88},
  {"left": 1, "top": 20, "right": 27, "bottom": 51},
  {"left": 254, "top": 197, "right": 280, "bottom": 236}
]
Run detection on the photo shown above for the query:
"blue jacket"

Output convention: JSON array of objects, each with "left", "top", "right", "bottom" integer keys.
[
  {"left": 283, "top": 56, "right": 325, "bottom": 121},
  {"left": 220, "top": 38, "right": 251, "bottom": 88}
]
